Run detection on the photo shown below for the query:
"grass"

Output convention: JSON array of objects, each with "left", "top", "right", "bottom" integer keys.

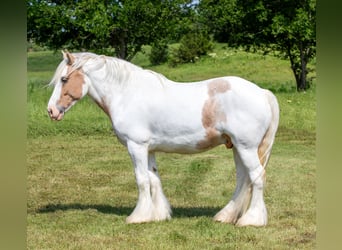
[{"left": 27, "top": 46, "right": 316, "bottom": 249}]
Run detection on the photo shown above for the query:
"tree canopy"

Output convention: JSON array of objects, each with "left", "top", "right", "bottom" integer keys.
[
  {"left": 197, "top": 0, "right": 316, "bottom": 90},
  {"left": 27, "top": 0, "right": 191, "bottom": 60},
  {"left": 27, "top": 0, "right": 316, "bottom": 91}
]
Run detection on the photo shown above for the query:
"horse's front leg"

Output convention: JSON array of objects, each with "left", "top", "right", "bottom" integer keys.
[
  {"left": 148, "top": 153, "right": 172, "bottom": 221},
  {"left": 126, "top": 141, "right": 154, "bottom": 223}
]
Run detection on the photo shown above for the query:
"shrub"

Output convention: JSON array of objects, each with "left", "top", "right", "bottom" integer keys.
[
  {"left": 169, "top": 32, "right": 213, "bottom": 66},
  {"left": 149, "top": 42, "right": 169, "bottom": 65}
]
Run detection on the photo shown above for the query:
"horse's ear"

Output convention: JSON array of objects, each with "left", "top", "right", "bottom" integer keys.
[{"left": 61, "top": 50, "right": 75, "bottom": 65}]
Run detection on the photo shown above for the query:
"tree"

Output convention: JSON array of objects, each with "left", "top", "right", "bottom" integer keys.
[
  {"left": 197, "top": 0, "right": 316, "bottom": 91},
  {"left": 27, "top": 0, "right": 189, "bottom": 60},
  {"left": 269, "top": 0, "right": 316, "bottom": 91}
]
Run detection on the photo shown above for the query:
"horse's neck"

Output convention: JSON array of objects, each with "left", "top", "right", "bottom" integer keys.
[
  {"left": 85, "top": 66, "right": 119, "bottom": 114},
  {"left": 87, "top": 67, "right": 165, "bottom": 115}
]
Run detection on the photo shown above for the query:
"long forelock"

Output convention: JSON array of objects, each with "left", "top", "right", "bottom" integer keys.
[{"left": 49, "top": 59, "right": 67, "bottom": 86}]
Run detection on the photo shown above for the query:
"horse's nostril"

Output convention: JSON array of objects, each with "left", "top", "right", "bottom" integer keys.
[{"left": 47, "top": 108, "right": 55, "bottom": 117}]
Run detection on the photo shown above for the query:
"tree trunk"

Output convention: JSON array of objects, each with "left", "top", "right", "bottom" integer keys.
[
  {"left": 297, "top": 41, "right": 307, "bottom": 91},
  {"left": 287, "top": 43, "right": 308, "bottom": 92},
  {"left": 111, "top": 28, "right": 128, "bottom": 60}
]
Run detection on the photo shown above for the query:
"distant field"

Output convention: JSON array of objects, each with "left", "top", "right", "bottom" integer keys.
[{"left": 27, "top": 46, "right": 316, "bottom": 249}]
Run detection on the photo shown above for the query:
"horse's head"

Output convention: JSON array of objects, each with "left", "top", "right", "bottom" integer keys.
[{"left": 47, "top": 51, "right": 89, "bottom": 121}]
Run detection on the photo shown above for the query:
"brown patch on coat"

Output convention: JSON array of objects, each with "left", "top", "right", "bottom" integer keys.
[
  {"left": 207, "top": 79, "right": 230, "bottom": 96},
  {"left": 197, "top": 128, "right": 221, "bottom": 149},
  {"left": 57, "top": 66, "right": 84, "bottom": 109},
  {"left": 197, "top": 79, "right": 232, "bottom": 150},
  {"left": 197, "top": 129, "right": 233, "bottom": 149}
]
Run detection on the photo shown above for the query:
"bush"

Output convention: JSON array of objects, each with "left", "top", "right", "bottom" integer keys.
[
  {"left": 169, "top": 32, "right": 213, "bottom": 66},
  {"left": 149, "top": 42, "right": 169, "bottom": 65},
  {"left": 27, "top": 40, "right": 48, "bottom": 52}
]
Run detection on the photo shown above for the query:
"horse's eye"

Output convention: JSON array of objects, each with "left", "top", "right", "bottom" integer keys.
[{"left": 61, "top": 76, "right": 68, "bottom": 83}]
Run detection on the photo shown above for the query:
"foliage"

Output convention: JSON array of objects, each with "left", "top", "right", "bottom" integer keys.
[
  {"left": 169, "top": 31, "right": 213, "bottom": 66},
  {"left": 269, "top": 0, "right": 316, "bottom": 91},
  {"left": 149, "top": 41, "right": 169, "bottom": 66},
  {"left": 27, "top": 0, "right": 316, "bottom": 91},
  {"left": 197, "top": 0, "right": 316, "bottom": 91},
  {"left": 27, "top": 0, "right": 190, "bottom": 60},
  {"left": 196, "top": 0, "right": 238, "bottom": 43}
]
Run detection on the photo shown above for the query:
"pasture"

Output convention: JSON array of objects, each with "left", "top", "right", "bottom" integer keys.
[{"left": 27, "top": 46, "right": 316, "bottom": 249}]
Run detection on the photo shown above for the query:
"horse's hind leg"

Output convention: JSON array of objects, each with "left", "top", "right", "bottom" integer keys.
[
  {"left": 148, "top": 153, "right": 172, "bottom": 221},
  {"left": 214, "top": 147, "right": 252, "bottom": 224},
  {"left": 235, "top": 148, "right": 267, "bottom": 227}
]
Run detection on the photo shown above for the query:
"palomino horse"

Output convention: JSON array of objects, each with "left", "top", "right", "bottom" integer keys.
[{"left": 47, "top": 51, "right": 279, "bottom": 226}]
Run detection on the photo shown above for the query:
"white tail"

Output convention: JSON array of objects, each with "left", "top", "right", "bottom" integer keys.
[{"left": 258, "top": 90, "right": 280, "bottom": 169}]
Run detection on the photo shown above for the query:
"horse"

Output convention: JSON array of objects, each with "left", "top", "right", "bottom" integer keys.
[{"left": 47, "top": 51, "right": 279, "bottom": 227}]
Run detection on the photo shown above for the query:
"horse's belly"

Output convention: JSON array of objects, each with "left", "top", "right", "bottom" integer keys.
[
  {"left": 150, "top": 143, "right": 207, "bottom": 154},
  {"left": 148, "top": 132, "right": 226, "bottom": 154}
]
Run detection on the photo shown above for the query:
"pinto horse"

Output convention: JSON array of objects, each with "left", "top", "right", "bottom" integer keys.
[{"left": 47, "top": 51, "right": 279, "bottom": 226}]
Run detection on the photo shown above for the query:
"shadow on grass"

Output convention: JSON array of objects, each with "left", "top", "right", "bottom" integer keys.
[
  {"left": 37, "top": 203, "right": 220, "bottom": 218},
  {"left": 37, "top": 203, "right": 132, "bottom": 215}
]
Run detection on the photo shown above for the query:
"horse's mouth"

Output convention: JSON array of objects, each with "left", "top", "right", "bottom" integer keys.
[{"left": 54, "top": 112, "right": 64, "bottom": 121}]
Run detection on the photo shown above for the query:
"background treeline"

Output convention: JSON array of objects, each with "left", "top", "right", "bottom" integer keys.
[{"left": 27, "top": 0, "right": 315, "bottom": 91}]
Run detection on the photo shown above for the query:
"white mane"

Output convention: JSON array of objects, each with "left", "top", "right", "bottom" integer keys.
[{"left": 49, "top": 52, "right": 146, "bottom": 86}]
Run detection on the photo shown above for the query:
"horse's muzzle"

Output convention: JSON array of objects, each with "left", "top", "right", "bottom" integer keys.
[{"left": 47, "top": 105, "right": 65, "bottom": 121}]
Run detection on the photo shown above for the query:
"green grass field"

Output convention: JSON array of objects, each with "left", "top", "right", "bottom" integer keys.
[{"left": 27, "top": 46, "right": 316, "bottom": 249}]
